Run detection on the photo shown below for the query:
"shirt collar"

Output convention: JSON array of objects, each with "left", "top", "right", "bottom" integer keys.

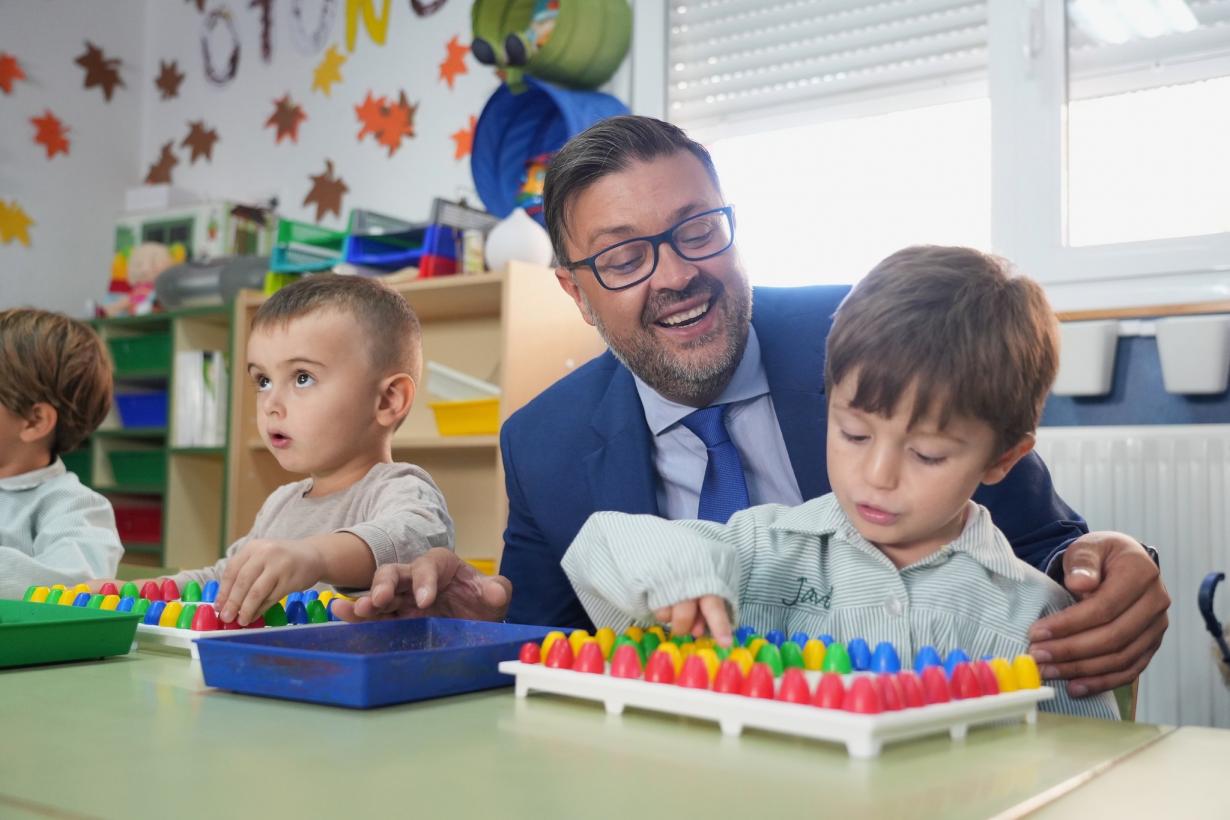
[
  {"left": 633, "top": 325, "right": 771, "bottom": 436},
  {"left": 0, "top": 458, "right": 66, "bottom": 492},
  {"left": 769, "top": 494, "right": 1025, "bottom": 582}
]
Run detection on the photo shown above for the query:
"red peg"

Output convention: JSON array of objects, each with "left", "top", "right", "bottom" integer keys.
[
  {"left": 518, "top": 642, "right": 542, "bottom": 665},
  {"left": 741, "top": 663, "right": 776, "bottom": 700},
  {"left": 812, "top": 673, "right": 846, "bottom": 709},
  {"left": 950, "top": 662, "right": 981, "bottom": 700},
  {"left": 876, "top": 674, "right": 904, "bottom": 711},
  {"left": 678, "top": 656, "right": 710, "bottom": 690},
  {"left": 610, "top": 644, "right": 643, "bottom": 679},
  {"left": 644, "top": 651, "right": 676, "bottom": 684},
  {"left": 246, "top": 616, "right": 265, "bottom": 629},
  {"left": 545, "top": 637, "right": 575, "bottom": 669},
  {"left": 896, "top": 671, "right": 926, "bottom": 708},
  {"left": 973, "top": 660, "right": 1000, "bottom": 696},
  {"left": 191, "top": 606, "right": 220, "bottom": 631},
  {"left": 140, "top": 581, "right": 162, "bottom": 602},
  {"left": 844, "top": 677, "right": 883, "bottom": 714},
  {"left": 221, "top": 618, "right": 243, "bottom": 631},
  {"left": 98, "top": 582, "right": 118, "bottom": 597},
  {"left": 776, "top": 668, "right": 811, "bottom": 704},
  {"left": 160, "top": 579, "right": 180, "bottom": 602},
  {"left": 921, "top": 666, "right": 951, "bottom": 704},
  {"left": 573, "top": 641, "right": 605, "bottom": 674},
  {"left": 713, "top": 660, "right": 745, "bottom": 694}
]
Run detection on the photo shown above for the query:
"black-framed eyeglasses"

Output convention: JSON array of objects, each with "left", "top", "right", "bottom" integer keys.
[{"left": 564, "top": 206, "right": 735, "bottom": 291}]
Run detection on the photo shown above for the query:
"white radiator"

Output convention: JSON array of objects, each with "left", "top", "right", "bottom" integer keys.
[{"left": 1035, "top": 425, "right": 1230, "bottom": 727}]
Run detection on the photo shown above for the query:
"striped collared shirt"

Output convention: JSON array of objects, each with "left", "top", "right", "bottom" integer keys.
[{"left": 562, "top": 494, "right": 1119, "bottom": 720}]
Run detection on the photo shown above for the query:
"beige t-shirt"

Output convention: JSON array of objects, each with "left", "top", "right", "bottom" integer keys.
[{"left": 169, "top": 462, "right": 454, "bottom": 589}]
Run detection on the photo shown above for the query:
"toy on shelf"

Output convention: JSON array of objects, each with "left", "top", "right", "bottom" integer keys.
[
  {"left": 499, "top": 626, "right": 1054, "bottom": 758},
  {"left": 21, "top": 581, "right": 348, "bottom": 660}
]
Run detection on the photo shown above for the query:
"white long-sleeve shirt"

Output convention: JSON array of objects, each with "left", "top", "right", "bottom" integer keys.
[{"left": 0, "top": 458, "right": 123, "bottom": 597}]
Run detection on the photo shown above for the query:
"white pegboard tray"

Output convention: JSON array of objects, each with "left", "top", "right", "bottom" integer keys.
[
  {"left": 499, "top": 661, "right": 1054, "bottom": 758},
  {"left": 136, "top": 620, "right": 345, "bottom": 660}
]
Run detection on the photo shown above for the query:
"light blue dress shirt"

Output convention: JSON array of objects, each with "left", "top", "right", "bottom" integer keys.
[{"left": 633, "top": 327, "right": 804, "bottom": 520}]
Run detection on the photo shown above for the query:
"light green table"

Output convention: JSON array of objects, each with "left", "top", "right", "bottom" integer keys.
[{"left": 0, "top": 652, "right": 1172, "bottom": 819}]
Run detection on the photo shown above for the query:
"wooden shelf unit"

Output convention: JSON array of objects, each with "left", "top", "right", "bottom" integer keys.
[{"left": 224, "top": 264, "right": 606, "bottom": 562}]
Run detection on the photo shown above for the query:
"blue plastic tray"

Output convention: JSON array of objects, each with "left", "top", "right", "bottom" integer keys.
[{"left": 196, "top": 618, "right": 554, "bottom": 708}]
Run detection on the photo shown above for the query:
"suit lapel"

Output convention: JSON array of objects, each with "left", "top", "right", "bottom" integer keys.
[
  {"left": 754, "top": 296, "right": 831, "bottom": 502},
  {"left": 584, "top": 363, "right": 660, "bottom": 516}
]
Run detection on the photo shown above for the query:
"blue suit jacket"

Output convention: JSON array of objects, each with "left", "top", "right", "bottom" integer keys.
[{"left": 499, "top": 285, "right": 1088, "bottom": 628}]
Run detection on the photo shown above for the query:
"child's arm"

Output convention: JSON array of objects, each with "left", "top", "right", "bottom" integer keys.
[
  {"left": 215, "top": 466, "right": 453, "bottom": 624},
  {"left": 561, "top": 510, "right": 757, "bottom": 643},
  {"left": 0, "top": 488, "right": 122, "bottom": 598}
]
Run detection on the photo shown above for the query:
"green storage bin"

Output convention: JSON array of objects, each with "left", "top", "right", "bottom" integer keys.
[
  {"left": 107, "top": 333, "right": 171, "bottom": 374},
  {"left": 0, "top": 599, "right": 139, "bottom": 668},
  {"left": 108, "top": 450, "right": 166, "bottom": 487},
  {"left": 61, "top": 448, "right": 92, "bottom": 485}
]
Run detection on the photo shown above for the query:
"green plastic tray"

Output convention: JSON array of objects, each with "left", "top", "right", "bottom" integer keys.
[
  {"left": 0, "top": 600, "right": 139, "bottom": 668},
  {"left": 107, "top": 333, "right": 171, "bottom": 374}
]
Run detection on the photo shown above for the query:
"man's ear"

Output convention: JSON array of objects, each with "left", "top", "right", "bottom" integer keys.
[
  {"left": 981, "top": 433, "right": 1036, "bottom": 486},
  {"left": 376, "top": 373, "right": 416, "bottom": 429},
  {"left": 555, "top": 266, "right": 595, "bottom": 326},
  {"left": 19, "top": 402, "right": 57, "bottom": 444}
]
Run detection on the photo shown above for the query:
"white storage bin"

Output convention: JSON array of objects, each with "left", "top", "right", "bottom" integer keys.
[
  {"left": 1155, "top": 314, "right": 1230, "bottom": 395},
  {"left": 1053, "top": 320, "right": 1119, "bottom": 397}
]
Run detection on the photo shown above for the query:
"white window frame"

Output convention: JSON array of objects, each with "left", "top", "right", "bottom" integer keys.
[{"left": 988, "top": 0, "right": 1230, "bottom": 305}]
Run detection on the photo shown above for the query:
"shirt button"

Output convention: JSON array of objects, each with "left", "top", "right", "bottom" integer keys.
[{"left": 884, "top": 597, "right": 905, "bottom": 617}]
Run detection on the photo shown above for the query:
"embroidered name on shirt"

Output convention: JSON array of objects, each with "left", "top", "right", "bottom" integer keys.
[{"left": 782, "top": 575, "right": 832, "bottom": 609}]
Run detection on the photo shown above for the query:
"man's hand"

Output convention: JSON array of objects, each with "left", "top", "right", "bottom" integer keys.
[
  {"left": 216, "top": 538, "right": 326, "bottom": 626},
  {"left": 1029, "top": 531, "right": 1170, "bottom": 697},
  {"left": 331, "top": 548, "right": 512, "bottom": 622},
  {"left": 652, "top": 596, "right": 733, "bottom": 647}
]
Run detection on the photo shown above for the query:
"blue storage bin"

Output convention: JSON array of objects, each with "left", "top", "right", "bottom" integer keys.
[
  {"left": 342, "top": 224, "right": 457, "bottom": 271},
  {"left": 115, "top": 392, "right": 168, "bottom": 428},
  {"left": 196, "top": 618, "right": 554, "bottom": 708}
]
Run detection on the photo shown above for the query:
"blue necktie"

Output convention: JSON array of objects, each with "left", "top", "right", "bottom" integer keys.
[{"left": 681, "top": 404, "right": 751, "bottom": 523}]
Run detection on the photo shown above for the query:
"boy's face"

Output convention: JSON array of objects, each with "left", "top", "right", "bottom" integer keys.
[
  {"left": 246, "top": 310, "right": 386, "bottom": 478},
  {"left": 825, "top": 372, "right": 1026, "bottom": 568}
]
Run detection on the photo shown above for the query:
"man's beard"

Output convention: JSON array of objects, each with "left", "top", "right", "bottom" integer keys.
[{"left": 580, "top": 270, "right": 753, "bottom": 406}]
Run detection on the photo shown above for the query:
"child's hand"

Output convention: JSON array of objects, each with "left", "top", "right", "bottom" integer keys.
[
  {"left": 652, "top": 595, "right": 733, "bottom": 647},
  {"left": 215, "top": 538, "right": 326, "bottom": 626}
]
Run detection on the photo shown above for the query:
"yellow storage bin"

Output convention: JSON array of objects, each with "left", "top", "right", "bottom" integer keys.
[
  {"left": 466, "top": 558, "right": 497, "bottom": 576},
  {"left": 429, "top": 397, "right": 499, "bottom": 436}
]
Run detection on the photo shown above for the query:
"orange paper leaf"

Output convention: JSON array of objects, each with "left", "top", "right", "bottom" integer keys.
[
  {"left": 30, "top": 110, "right": 70, "bottom": 159},
  {"left": 0, "top": 52, "right": 26, "bottom": 95},
  {"left": 451, "top": 115, "right": 476, "bottom": 160},
  {"left": 439, "top": 35, "right": 469, "bottom": 90}
]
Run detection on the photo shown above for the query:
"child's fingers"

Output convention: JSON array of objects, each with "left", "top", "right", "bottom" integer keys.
[
  {"left": 219, "top": 554, "right": 263, "bottom": 624},
  {"left": 653, "top": 606, "right": 671, "bottom": 624},
  {"left": 237, "top": 570, "right": 280, "bottom": 626},
  {"left": 215, "top": 550, "right": 251, "bottom": 615},
  {"left": 698, "top": 596, "right": 732, "bottom": 646},
  {"left": 670, "top": 599, "right": 698, "bottom": 637}
]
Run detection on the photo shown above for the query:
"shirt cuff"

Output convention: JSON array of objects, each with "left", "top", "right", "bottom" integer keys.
[{"left": 338, "top": 524, "right": 396, "bottom": 568}]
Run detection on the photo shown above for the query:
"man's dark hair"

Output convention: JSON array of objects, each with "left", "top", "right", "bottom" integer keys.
[{"left": 542, "top": 115, "right": 723, "bottom": 264}]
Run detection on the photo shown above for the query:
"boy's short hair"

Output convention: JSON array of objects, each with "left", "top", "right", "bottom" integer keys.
[
  {"left": 252, "top": 274, "right": 422, "bottom": 383},
  {"left": 824, "top": 245, "right": 1059, "bottom": 457},
  {"left": 0, "top": 309, "right": 113, "bottom": 457}
]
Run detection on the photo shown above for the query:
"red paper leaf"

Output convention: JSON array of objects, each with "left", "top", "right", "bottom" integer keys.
[
  {"left": 30, "top": 111, "right": 70, "bottom": 159},
  {"left": 0, "top": 52, "right": 26, "bottom": 95}
]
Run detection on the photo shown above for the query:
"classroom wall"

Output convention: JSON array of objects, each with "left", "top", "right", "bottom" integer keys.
[
  {"left": 1, "top": 0, "right": 503, "bottom": 316},
  {"left": 0, "top": 0, "right": 146, "bottom": 316}
]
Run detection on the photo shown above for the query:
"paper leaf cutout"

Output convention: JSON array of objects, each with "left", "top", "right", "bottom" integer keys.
[
  {"left": 0, "top": 52, "right": 26, "bottom": 95},
  {"left": 439, "top": 35, "right": 468, "bottom": 89},
  {"left": 451, "top": 115, "right": 476, "bottom": 160},
  {"left": 182, "top": 120, "right": 219, "bottom": 163},
  {"left": 266, "top": 94, "right": 307, "bottom": 144},
  {"left": 354, "top": 91, "right": 417, "bottom": 157},
  {"left": 31, "top": 111, "right": 70, "bottom": 159},
  {"left": 75, "top": 41, "right": 124, "bottom": 101},
  {"left": 312, "top": 44, "right": 347, "bottom": 96},
  {"left": 303, "top": 159, "right": 349, "bottom": 222},
  {"left": 145, "top": 141, "right": 178, "bottom": 185},
  {"left": 155, "top": 60, "right": 185, "bottom": 99},
  {"left": 0, "top": 199, "right": 35, "bottom": 247}
]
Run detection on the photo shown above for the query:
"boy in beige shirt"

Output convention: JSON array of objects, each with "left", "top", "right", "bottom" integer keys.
[{"left": 96, "top": 274, "right": 453, "bottom": 625}]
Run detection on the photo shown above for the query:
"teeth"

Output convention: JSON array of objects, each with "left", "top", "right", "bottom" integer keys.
[{"left": 659, "top": 301, "right": 710, "bottom": 327}]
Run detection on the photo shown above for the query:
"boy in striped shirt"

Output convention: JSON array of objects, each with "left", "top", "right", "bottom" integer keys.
[{"left": 562, "top": 245, "right": 1120, "bottom": 719}]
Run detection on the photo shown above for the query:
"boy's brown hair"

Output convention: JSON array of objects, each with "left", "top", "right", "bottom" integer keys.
[
  {"left": 252, "top": 274, "right": 423, "bottom": 383},
  {"left": 824, "top": 245, "right": 1059, "bottom": 458},
  {"left": 0, "top": 308, "right": 113, "bottom": 457}
]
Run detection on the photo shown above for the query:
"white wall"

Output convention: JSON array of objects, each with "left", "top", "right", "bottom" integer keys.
[
  {"left": 1, "top": 0, "right": 502, "bottom": 315},
  {"left": 140, "top": 0, "right": 499, "bottom": 227},
  {"left": 0, "top": 0, "right": 146, "bottom": 316}
]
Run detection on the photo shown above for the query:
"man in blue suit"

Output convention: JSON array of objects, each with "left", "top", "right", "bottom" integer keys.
[{"left": 347, "top": 116, "right": 1168, "bottom": 699}]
